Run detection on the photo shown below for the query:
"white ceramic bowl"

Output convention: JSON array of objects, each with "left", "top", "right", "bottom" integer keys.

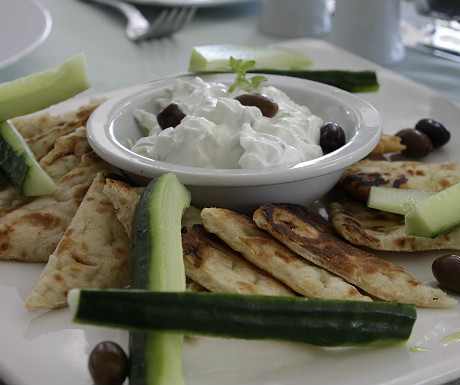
[{"left": 87, "top": 73, "right": 382, "bottom": 213}]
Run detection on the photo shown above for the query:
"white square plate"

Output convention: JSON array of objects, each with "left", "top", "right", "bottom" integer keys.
[{"left": 0, "top": 38, "right": 459, "bottom": 385}]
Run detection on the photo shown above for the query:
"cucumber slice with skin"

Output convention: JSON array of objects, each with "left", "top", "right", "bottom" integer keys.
[
  {"left": 188, "top": 44, "right": 313, "bottom": 72},
  {"left": 249, "top": 69, "right": 379, "bottom": 93},
  {"left": 405, "top": 183, "right": 460, "bottom": 238},
  {"left": 129, "top": 173, "right": 190, "bottom": 385},
  {"left": 0, "top": 53, "right": 90, "bottom": 121},
  {"left": 0, "top": 121, "right": 55, "bottom": 196},
  {"left": 68, "top": 289, "right": 417, "bottom": 347},
  {"left": 367, "top": 186, "right": 436, "bottom": 215}
]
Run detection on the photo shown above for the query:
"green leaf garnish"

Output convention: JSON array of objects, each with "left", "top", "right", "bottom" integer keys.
[{"left": 228, "top": 57, "right": 268, "bottom": 93}]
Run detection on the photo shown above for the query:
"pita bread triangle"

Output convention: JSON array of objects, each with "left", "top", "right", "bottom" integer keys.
[
  {"left": 25, "top": 171, "right": 130, "bottom": 310},
  {"left": 329, "top": 198, "right": 460, "bottom": 252},
  {"left": 201, "top": 207, "right": 372, "bottom": 301}
]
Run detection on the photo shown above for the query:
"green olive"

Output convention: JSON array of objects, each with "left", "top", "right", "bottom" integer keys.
[{"left": 88, "top": 341, "right": 129, "bottom": 385}]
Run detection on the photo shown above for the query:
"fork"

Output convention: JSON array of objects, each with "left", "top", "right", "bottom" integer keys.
[{"left": 79, "top": 0, "right": 196, "bottom": 41}]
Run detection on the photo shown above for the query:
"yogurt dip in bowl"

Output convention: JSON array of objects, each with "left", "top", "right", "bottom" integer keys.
[
  {"left": 130, "top": 76, "right": 323, "bottom": 169},
  {"left": 87, "top": 73, "right": 382, "bottom": 212}
]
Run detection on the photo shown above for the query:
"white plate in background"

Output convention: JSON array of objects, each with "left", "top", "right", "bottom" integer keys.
[
  {"left": 128, "top": 0, "right": 255, "bottom": 7},
  {"left": 0, "top": 0, "right": 52, "bottom": 70}
]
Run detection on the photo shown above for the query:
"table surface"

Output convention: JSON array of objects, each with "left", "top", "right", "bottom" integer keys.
[
  {"left": 1, "top": 0, "right": 459, "bottom": 101},
  {"left": 0, "top": 1, "right": 459, "bottom": 384}
]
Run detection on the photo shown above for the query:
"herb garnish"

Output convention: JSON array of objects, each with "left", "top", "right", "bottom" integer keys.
[{"left": 228, "top": 57, "right": 267, "bottom": 93}]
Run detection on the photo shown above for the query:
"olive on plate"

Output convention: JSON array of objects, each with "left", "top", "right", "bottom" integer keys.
[
  {"left": 415, "top": 118, "right": 450, "bottom": 148},
  {"left": 88, "top": 341, "right": 129, "bottom": 385},
  {"left": 432, "top": 254, "right": 460, "bottom": 294},
  {"left": 319, "top": 122, "right": 346, "bottom": 154},
  {"left": 395, "top": 128, "right": 433, "bottom": 158},
  {"left": 234, "top": 93, "right": 279, "bottom": 118},
  {"left": 157, "top": 102, "right": 186, "bottom": 129}
]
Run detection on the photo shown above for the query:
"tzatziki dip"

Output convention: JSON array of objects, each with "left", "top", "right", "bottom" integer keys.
[{"left": 130, "top": 77, "right": 323, "bottom": 169}]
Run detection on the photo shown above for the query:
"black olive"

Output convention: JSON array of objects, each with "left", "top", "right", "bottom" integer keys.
[
  {"left": 234, "top": 93, "right": 279, "bottom": 118},
  {"left": 432, "top": 254, "right": 460, "bottom": 294},
  {"left": 156, "top": 102, "right": 186, "bottom": 129},
  {"left": 395, "top": 128, "right": 433, "bottom": 158},
  {"left": 415, "top": 118, "right": 450, "bottom": 148},
  {"left": 88, "top": 341, "right": 129, "bottom": 385},
  {"left": 319, "top": 122, "right": 346, "bottom": 154}
]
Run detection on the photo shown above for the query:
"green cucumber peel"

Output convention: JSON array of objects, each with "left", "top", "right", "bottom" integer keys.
[
  {"left": 69, "top": 289, "right": 417, "bottom": 348},
  {"left": 0, "top": 121, "right": 55, "bottom": 196},
  {"left": 405, "top": 182, "right": 460, "bottom": 238},
  {"left": 248, "top": 69, "right": 380, "bottom": 93},
  {"left": 0, "top": 53, "right": 90, "bottom": 121},
  {"left": 128, "top": 173, "right": 190, "bottom": 385}
]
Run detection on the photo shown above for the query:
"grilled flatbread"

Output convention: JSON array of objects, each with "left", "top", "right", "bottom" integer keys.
[
  {"left": 25, "top": 171, "right": 130, "bottom": 310},
  {"left": 0, "top": 152, "right": 116, "bottom": 262},
  {"left": 254, "top": 203, "right": 457, "bottom": 308},
  {"left": 103, "top": 178, "right": 144, "bottom": 236},
  {"left": 0, "top": 125, "right": 92, "bottom": 217},
  {"left": 330, "top": 199, "right": 460, "bottom": 251},
  {"left": 22, "top": 102, "right": 100, "bottom": 161},
  {"left": 11, "top": 99, "right": 103, "bottom": 139},
  {"left": 370, "top": 134, "right": 406, "bottom": 154},
  {"left": 201, "top": 207, "right": 372, "bottom": 301},
  {"left": 338, "top": 159, "right": 460, "bottom": 201},
  {"left": 183, "top": 225, "right": 295, "bottom": 297}
]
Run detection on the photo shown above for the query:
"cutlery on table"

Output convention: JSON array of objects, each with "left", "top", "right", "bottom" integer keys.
[{"left": 79, "top": 0, "right": 196, "bottom": 41}]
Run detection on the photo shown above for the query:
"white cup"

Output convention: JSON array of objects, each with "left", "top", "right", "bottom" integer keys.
[
  {"left": 258, "top": 0, "right": 332, "bottom": 38},
  {"left": 329, "top": 0, "right": 405, "bottom": 65}
]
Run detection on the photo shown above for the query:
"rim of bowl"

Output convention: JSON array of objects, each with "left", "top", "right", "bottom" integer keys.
[{"left": 87, "top": 73, "right": 382, "bottom": 187}]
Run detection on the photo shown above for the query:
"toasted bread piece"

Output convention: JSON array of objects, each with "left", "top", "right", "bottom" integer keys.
[
  {"left": 330, "top": 199, "right": 460, "bottom": 251},
  {"left": 11, "top": 99, "right": 103, "bottom": 139},
  {"left": 0, "top": 152, "right": 117, "bottom": 262},
  {"left": 254, "top": 203, "right": 457, "bottom": 308},
  {"left": 0, "top": 126, "right": 91, "bottom": 217},
  {"left": 103, "top": 178, "right": 144, "bottom": 236},
  {"left": 25, "top": 171, "right": 130, "bottom": 309},
  {"left": 183, "top": 225, "right": 295, "bottom": 297},
  {"left": 370, "top": 134, "right": 406, "bottom": 154},
  {"left": 22, "top": 102, "right": 100, "bottom": 161},
  {"left": 338, "top": 159, "right": 460, "bottom": 201},
  {"left": 201, "top": 207, "right": 372, "bottom": 301}
]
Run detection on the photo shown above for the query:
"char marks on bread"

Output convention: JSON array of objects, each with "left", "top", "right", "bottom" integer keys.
[{"left": 253, "top": 203, "right": 456, "bottom": 308}]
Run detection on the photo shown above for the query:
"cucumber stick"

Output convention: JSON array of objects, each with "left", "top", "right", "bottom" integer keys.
[
  {"left": 405, "top": 182, "right": 460, "bottom": 238},
  {"left": 187, "top": 44, "right": 379, "bottom": 93},
  {"left": 69, "top": 289, "right": 417, "bottom": 347},
  {"left": 129, "top": 173, "right": 190, "bottom": 385},
  {"left": 367, "top": 186, "right": 436, "bottom": 215},
  {"left": 188, "top": 44, "right": 313, "bottom": 72},
  {"left": 0, "top": 53, "right": 90, "bottom": 121},
  {"left": 248, "top": 69, "right": 379, "bottom": 93},
  {"left": 0, "top": 121, "right": 55, "bottom": 196}
]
